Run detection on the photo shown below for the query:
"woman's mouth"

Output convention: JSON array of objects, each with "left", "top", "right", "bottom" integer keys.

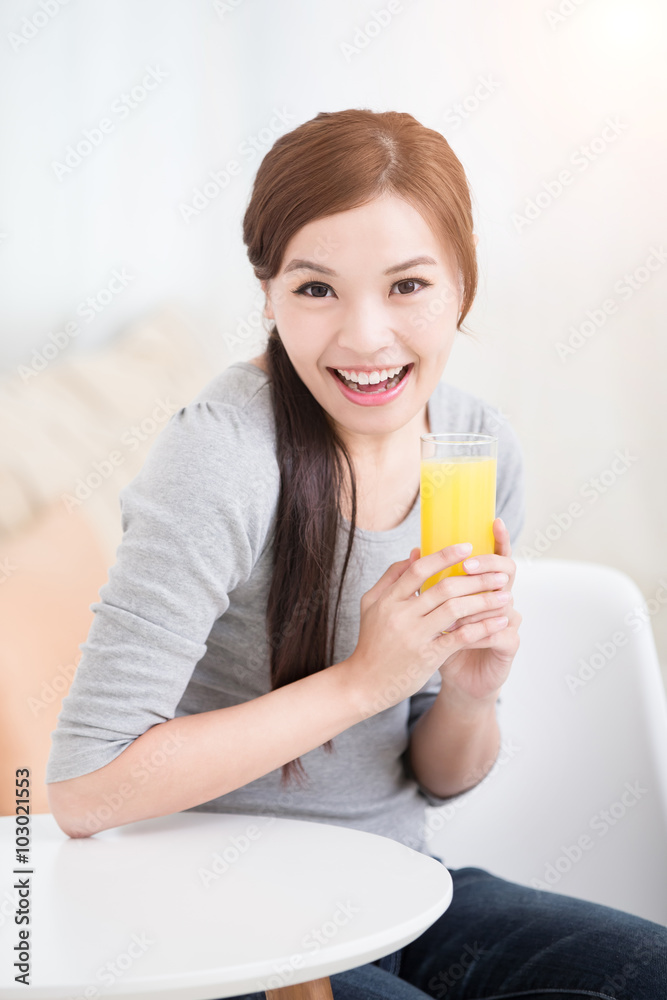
[{"left": 327, "top": 363, "right": 413, "bottom": 406}]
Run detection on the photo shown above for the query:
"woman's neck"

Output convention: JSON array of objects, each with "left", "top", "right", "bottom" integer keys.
[
  {"left": 338, "top": 404, "right": 429, "bottom": 531},
  {"left": 335, "top": 401, "right": 430, "bottom": 467}
]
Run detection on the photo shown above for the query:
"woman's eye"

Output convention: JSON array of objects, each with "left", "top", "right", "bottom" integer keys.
[
  {"left": 290, "top": 280, "right": 333, "bottom": 298},
  {"left": 393, "top": 278, "right": 431, "bottom": 295},
  {"left": 292, "top": 277, "right": 432, "bottom": 298},
  {"left": 293, "top": 282, "right": 332, "bottom": 297}
]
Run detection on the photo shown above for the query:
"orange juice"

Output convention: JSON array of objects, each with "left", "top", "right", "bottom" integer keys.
[{"left": 420, "top": 456, "right": 497, "bottom": 593}]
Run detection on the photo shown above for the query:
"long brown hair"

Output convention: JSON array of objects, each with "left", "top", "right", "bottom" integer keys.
[{"left": 242, "top": 109, "right": 477, "bottom": 789}]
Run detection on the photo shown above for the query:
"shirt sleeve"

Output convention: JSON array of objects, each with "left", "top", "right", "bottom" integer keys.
[
  {"left": 400, "top": 409, "right": 526, "bottom": 807},
  {"left": 45, "top": 400, "right": 277, "bottom": 784}
]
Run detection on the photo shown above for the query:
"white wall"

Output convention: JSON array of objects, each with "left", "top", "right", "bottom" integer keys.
[{"left": 1, "top": 0, "right": 666, "bottom": 676}]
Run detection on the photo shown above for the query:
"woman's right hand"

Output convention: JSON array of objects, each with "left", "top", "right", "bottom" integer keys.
[{"left": 348, "top": 542, "right": 511, "bottom": 718}]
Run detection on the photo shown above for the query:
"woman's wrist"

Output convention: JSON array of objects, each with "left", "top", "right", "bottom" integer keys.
[{"left": 436, "top": 678, "right": 502, "bottom": 720}]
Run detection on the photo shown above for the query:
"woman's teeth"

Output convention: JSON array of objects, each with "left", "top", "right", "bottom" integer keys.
[{"left": 335, "top": 365, "right": 407, "bottom": 393}]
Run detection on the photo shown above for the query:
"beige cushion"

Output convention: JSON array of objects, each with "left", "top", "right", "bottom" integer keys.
[{"left": 0, "top": 305, "right": 223, "bottom": 562}]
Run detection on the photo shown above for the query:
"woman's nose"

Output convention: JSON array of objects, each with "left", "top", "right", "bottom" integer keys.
[{"left": 334, "top": 302, "right": 406, "bottom": 368}]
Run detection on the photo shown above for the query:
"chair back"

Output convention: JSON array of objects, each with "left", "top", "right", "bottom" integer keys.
[{"left": 426, "top": 558, "right": 667, "bottom": 927}]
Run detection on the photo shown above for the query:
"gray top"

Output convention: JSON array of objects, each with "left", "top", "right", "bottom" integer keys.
[{"left": 46, "top": 361, "right": 526, "bottom": 855}]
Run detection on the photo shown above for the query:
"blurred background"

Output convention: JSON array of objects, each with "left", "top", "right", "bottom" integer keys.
[{"left": 1, "top": 0, "right": 666, "bottom": 809}]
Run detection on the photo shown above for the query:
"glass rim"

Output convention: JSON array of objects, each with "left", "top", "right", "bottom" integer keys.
[{"left": 420, "top": 433, "right": 497, "bottom": 444}]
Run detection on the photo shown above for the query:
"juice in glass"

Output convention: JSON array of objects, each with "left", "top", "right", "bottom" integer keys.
[{"left": 420, "top": 434, "right": 497, "bottom": 594}]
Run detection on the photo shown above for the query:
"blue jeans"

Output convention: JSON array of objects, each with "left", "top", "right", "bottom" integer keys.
[{"left": 226, "top": 858, "right": 667, "bottom": 999}]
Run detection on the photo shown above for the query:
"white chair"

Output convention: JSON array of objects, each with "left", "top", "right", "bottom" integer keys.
[{"left": 425, "top": 558, "right": 667, "bottom": 927}]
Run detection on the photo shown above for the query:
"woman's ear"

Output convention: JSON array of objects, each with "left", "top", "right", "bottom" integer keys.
[
  {"left": 260, "top": 279, "right": 275, "bottom": 320},
  {"left": 472, "top": 233, "right": 479, "bottom": 248}
]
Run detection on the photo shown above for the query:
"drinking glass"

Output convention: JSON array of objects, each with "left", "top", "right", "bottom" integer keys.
[{"left": 420, "top": 433, "right": 498, "bottom": 594}]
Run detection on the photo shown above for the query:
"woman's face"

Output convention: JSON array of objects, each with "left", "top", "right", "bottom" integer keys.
[{"left": 261, "top": 192, "right": 468, "bottom": 455}]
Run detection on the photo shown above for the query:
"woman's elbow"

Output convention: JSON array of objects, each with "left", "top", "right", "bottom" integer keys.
[{"left": 47, "top": 778, "right": 97, "bottom": 839}]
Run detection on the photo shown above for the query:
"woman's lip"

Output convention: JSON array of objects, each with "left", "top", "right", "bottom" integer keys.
[
  {"left": 328, "top": 363, "right": 414, "bottom": 406},
  {"left": 327, "top": 364, "right": 412, "bottom": 373}
]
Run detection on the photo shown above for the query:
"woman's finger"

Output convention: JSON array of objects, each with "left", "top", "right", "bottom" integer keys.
[
  {"left": 460, "top": 519, "right": 516, "bottom": 590},
  {"left": 393, "top": 542, "right": 478, "bottom": 602},
  {"left": 494, "top": 516, "right": 512, "bottom": 558},
  {"left": 444, "top": 605, "right": 521, "bottom": 648},
  {"left": 445, "top": 593, "right": 515, "bottom": 631}
]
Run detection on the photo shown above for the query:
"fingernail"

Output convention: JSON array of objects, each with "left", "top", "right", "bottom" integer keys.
[
  {"left": 453, "top": 542, "right": 473, "bottom": 555},
  {"left": 463, "top": 558, "right": 479, "bottom": 570}
]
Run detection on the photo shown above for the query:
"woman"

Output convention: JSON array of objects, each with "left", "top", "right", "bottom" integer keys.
[{"left": 47, "top": 109, "right": 667, "bottom": 997}]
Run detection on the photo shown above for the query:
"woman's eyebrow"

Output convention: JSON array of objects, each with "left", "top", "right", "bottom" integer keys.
[{"left": 282, "top": 255, "right": 438, "bottom": 277}]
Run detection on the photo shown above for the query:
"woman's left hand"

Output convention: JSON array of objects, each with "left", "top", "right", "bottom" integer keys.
[{"left": 434, "top": 517, "right": 522, "bottom": 706}]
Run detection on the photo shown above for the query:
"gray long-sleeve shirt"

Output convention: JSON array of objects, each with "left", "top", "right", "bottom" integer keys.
[{"left": 46, "top": 361, "right": 526, "bottom": 855}]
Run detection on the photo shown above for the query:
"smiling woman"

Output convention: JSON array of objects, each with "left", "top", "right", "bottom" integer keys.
[
  {"left": 45, "top": 108, "right": 667, "bottom": 1000},
  {"left": 241, "top": 109, "right": 478, "bottom": 788}
]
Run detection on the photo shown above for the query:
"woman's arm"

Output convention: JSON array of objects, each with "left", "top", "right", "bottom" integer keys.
[
  {"left": 405, "top": 687, "right": 501, "bottom": 800},
  {"left": 404, "top": 517, "right": 520, "bottom": 801},
  {"left": 47, "top": 656, "right": 365, "bottom": 839}
]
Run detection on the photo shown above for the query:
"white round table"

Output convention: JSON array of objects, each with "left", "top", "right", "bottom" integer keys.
[{"left": 0, "top": 811, "right": 452, "bottom": 999}]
